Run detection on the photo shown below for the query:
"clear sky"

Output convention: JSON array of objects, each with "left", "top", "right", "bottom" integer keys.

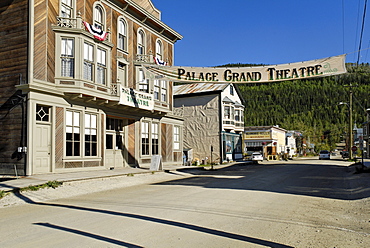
[{"left": 151, "top": 0, "right": 370, "bottom": 67}]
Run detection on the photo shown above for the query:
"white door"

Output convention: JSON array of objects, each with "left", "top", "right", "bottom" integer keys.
[
  {"left": 106, "top": 132, "right": 125, "bottom": 168},
  {"left": 34, "top": 124, "right": 51, "bottom": 174}
]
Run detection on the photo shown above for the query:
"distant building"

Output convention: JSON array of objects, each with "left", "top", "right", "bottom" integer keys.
[
  {"left": 0, "top": 0, "right": 183, "bottom": 175},
  {"left": 244, "top": 126, "right": 287, "bottom": 159},
  {"left": 174, "top": 83, "right": 245, "bottom": 164}
]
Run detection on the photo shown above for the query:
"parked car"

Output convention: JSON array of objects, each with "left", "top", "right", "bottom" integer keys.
[
  {"left": 251, "top": 152, "right": 263, "bottom": 163},
  {"left": 319, "top": 150, "right": 330, "bottom": 160},
  {"left": 341, "top": 151, "right": 349, "bottom": 159}
]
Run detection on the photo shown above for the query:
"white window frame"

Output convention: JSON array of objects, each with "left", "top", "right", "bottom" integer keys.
[
  {"left": 61, "top": 37, "right": 74, "bottom": 78},
  {"left": 84, "top": 113, "right": 98, "bottom": 156},
  {"left": 137, "top": 29, "right": 145, "bottom": 55},
  {"left": 141, "top": 121, "right": 150, "bottom": 156},
  {"left": 66, "top": 110, "right": 81, "bottom": 157},
  {"left": 60, "top": 0, "right": 74, "bottom": 18},
  {"left": 118, "top": 18, "right": 127, "bottom": 51},
  {"left": 83, "top": 42, "right": 94, "bottom": 81},
  {"left": 151, "top": 122, "right": 159, "bottom": 155},
  {"left": 93, "top": 4, "right": 105, "bottom": 30},
  {"left": 156, "top": 39, "right": 163, "bottom": 60},
  {"left": 138, "top": 68, "right": 149, "bottom": 93},
  {"left": 97, "top": 47, "right": 107, "bottom": 84},
  {"left": 174, "top": 126, "right": 180, "bottom": 150}
]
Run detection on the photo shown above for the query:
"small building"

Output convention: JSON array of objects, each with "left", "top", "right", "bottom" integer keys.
[
  {"left": 174, "top": 83, "right": 245, "bottom": 164},
  {"left": 244, "top": 126, "right": 287, "bottom": 159},
  {"left": 286, "top": 131, "right": 299, "bottom": 158}
]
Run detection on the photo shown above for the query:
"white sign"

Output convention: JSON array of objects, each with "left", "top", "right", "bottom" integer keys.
[
  {"left": 142, "top": 55, "right": 347, "bottom": 84},
  {"left": 119, "top": 85, "right": 154, "bottom": 110}
]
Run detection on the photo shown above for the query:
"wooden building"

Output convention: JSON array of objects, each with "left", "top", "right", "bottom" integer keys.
[
  {"left": 174, "top": 83, "right": 245, "bottom": 164},
  {"left": 0, "top": 0, "right": 183, "bottom": 175}
]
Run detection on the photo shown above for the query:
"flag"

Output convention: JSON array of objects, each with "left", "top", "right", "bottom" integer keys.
[{"left": 83, "top": 21, "right": 108, "bottom": 41}]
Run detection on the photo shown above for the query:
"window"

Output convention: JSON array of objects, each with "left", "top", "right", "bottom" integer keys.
[
  {"left": 137, "top": 30, "right": 145, "bottom": 55},
  {"left": 61, "top": 0, "right": 73, "bottom": 18},
  {"left": 83, "top": 42, "right": 94, "bottom": 81},
  {"left": 85, "top": 114, "right": 97, "bottom": 156},
  {"left": 36, "top": 105, "right": 51, "bottom": 122},
  {"left": 230, "top": 85, "right": 234, "bottom": 95},
  {"left": 174, "top": 126, "right": 180, "bottom": 150},
  {"left": 66, "top": 110, "right": 80, "bottom": 156},
  {"left": 141, "top": 122, "right": 149, "bottom": 155},
  {"left": 152, "top": 123, "right": 159, "bottom": 155},
  {"left": 97, "top": 48, "right": 106, "bottom": 84},
  {"left": 117, "top": 62, "right": 127, "bottom": 86},
  {"left": 118, "top": 19, "right": 127, "bottom": 51},
  {"left": 156, "top": 40, "right": 162, "bottom": 60},
  {"left": 154, "top": 80, "right": 167, "bottom": 102},
  {"left": 224, "top": 106, "right": 231, "bottom": 119},
  {"left": 61, "top": 38, "right": 74, "bottom": 78},
  {"left": 235, "top": 109, "right": 241, "bottom": 122},
  {"left": 138, "top": 69, "right": 149, "bottom": 93},
  {"left": 94, "top": 5, "right": 104, "bottom": 30},
  {"left": 161, "top": 81, "right": 167, "bottom": 102}
]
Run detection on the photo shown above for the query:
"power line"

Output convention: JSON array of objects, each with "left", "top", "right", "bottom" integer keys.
[{"left": 357, "top": 0, "right": 368, "bottom": 65}]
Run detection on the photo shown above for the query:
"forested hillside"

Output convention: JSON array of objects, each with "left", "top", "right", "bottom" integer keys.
[{"left": 235, "top": 63, "right": 370, "bottom": 150}]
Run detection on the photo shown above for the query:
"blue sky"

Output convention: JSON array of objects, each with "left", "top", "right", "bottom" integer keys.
[{"left": 151, "top": 0, "right": 370, "bottom": 67}]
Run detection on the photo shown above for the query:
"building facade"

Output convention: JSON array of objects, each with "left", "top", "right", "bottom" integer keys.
[
  {"left": 244, "top": 126, "right": 287, "bottom": 160},
  {"left": 174, "top": 83, "right": 245, "bottom": 164},
  {"left": 0, "top": 0, "right": 183, "bottom": 175}
]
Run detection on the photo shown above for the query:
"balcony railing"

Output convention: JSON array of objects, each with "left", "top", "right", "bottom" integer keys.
[{"left": 57, "top": 16, "right": 78, "bottom": 28}]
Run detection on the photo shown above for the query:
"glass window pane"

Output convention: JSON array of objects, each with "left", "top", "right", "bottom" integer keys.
[
  {"left": 66, "top": 111, "right": 73, "bottom": 126},
  {"left": 85, "top": 114, "right": 90, "bottom": 128},
  {"left": 91, "top": 115, "right": 97, "bottom": 128},
  {"left": 73, "top": 112, "right": 80, "bottom": 126}
]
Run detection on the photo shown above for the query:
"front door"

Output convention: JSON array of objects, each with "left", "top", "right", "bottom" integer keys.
[
  {"left": 105, "top": 118, "right": 126, "bottom": 168},
  {"left": 34, "top": 123, "right": 51, "bottom": 174}
]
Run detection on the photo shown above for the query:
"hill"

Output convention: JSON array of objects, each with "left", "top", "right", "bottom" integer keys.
[{"left": 235, "top": 63, "right": 370, "bottom": 151}]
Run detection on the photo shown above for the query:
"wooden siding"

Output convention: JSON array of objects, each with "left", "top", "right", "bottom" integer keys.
[
  {"left": 161, "top": 123, "right": 173, "bottom": 163},
  {"left": 55, "top": 107, "right": 64, "bottom": 168},
  {"left": 0, "top": 0, "right": 28, "bottom": 175},
  {"left": 127, "top": 120, "right": 136, "bottom": 165},
  {"left": 34, "top": 0, "right": 47, "bottom": 81}
]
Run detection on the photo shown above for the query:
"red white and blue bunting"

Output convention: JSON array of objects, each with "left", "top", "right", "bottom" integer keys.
[
  {"left": 154, "top": 56, "right": 167, "bottom": 66},
  {"left": 83, "top": 21, "right": 108, "bottom": 41}
]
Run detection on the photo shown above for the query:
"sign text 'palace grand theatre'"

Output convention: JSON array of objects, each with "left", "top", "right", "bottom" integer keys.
[{"left": 143, "top": 54, "right": 347, "bottom": 84}]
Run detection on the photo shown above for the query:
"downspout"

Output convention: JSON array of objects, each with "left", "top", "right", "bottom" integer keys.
[{"left": 26, "top": 0, "right": 34, "bottom": 175}]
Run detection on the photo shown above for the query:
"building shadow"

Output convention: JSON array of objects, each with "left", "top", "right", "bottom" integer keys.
[
  {"left": 17, "top": 193, "right": 292, "bottom": 248},
  {"left": 155, "top": 162, "right": 370, "bottom": 200},
  {"left": 34, "top": 222, "right": 143, "bottom": 248}
]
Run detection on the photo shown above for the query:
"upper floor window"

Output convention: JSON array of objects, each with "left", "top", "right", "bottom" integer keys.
[
  {"left": 156, "top": 40, "right": 162, "bottom": 60},
  {"left": 83, "top": 42, "right": 94, "bottom": 81},
  {"left": 230, "top": 85, "right": 234, "bottom": 95},
  {"left": 224, "top": 106, "right": 231, "bottom": 119},
  {"left": 118, "top": 19, "right": 127, "bottom": 51},
  {"left": 97, "top": 48, "right": 106, "bottom": 84},
  {"left": 154, "top": 80, "right": 167, "bottom": 102},
  {"left": 94, "top": 4, "right": 105, "bottom": 30},
  {"left": 61, "top": 38, "right": 74, "bottom": 78},
  {"left": 61, "top": 0, "right": 73, "bottom": 18},
  {"left": 137, "top": 30, "right": 145, "bottom": 55},
  {"left": 138, "top": 69, "right": 149, "bottom": 93}
]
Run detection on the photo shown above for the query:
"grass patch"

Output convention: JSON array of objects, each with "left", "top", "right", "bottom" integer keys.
[
  {"left": 0, "top": 190, "right": 6, "bottom": 199},
  {"left": 127, "top": 173, "right": 134, "bottom": 177},
  {"left": 20, "top": 180, "right": 63, "bottom": 192}
]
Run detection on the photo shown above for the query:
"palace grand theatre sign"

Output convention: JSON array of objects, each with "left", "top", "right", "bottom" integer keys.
[{"left": 143, "top": 55, "right": 346, "bottom": 84}]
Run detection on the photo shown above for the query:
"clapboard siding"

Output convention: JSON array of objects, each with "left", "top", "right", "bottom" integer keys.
[
  {"left": 34, "top": 0, "right": 47, "bottom": 81},
  {"left": 0, "top": 0, "right": 28, "bottom": 174}
]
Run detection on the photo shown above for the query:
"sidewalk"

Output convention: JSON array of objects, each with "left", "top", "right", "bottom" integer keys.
[{"left": 0, "top": 164, "right": 202, "bottom": 193}]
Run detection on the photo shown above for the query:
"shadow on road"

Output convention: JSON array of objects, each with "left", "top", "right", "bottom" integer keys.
[
  {"left": 157, "top": 162, "right": 370, "bottom": 200},
  {"left": 16, "top": 194, "right": 292, "bottom": 248}
]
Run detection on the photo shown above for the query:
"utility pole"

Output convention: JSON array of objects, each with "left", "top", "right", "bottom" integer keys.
[{"left": 349, "top": 87, "right": 353, "bottom": 160}]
